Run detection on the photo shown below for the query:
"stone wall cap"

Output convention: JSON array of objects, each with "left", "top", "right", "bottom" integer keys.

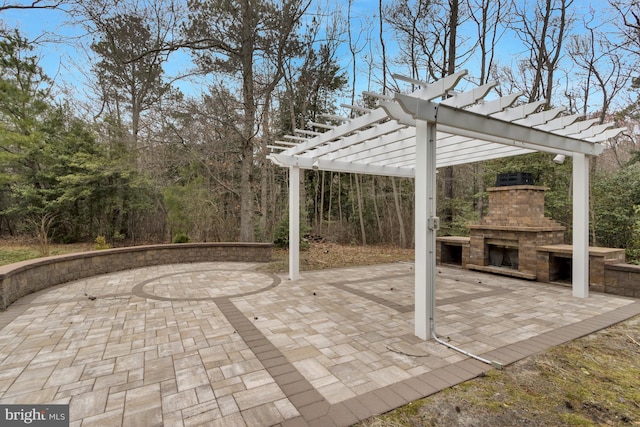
[
  {"left": 486, "top": 185, "right": 550, "bottom": 192},
  {"left": 604, "top": 262, "right": 640, "bottom": 272},
  {"left": 468, "top": 225, "right": 565, "bottom": 232},
  {"left": 436, "top": 236, "right": 470, "bottom": 243},
  {"left": 0, "top": 242, "right": 274, "bottom": 279},
  {"left": 536, "top": 244, "right": 626, "bottom": 256}
]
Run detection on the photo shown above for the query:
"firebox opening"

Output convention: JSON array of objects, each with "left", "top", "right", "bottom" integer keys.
[
  {"left": 441, "top": 244, "right": 463, "bottom": 266},
  {"left": 488, "top": 245, "right": 519, "bottom": 270},
  {"left": 549, "top": 254, "right": 572, "bottom": 283}
]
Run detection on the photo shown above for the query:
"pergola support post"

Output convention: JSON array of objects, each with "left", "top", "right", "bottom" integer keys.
[
  {"left": 415, "top": 119, "right": 438, "bottom": 340},
  {"left": 572, "top": 153, "right": 589, "bottom": 298},
  {"left": 289, "top": 166, "right": 300, "bottom": 281}
]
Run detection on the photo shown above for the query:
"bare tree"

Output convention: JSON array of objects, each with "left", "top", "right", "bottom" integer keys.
[
  {"left": 384, "top": 0, "right": 431, "bottom": 81},
  {"left": 183, "top": 0, "right": 310, "bottom": 242},
  {"left": 467, "top": 0, "right": 507, "bottom": 84},
  {"left": 386, "top": 0, "right": 477, "bottom": 230},
  {"left": 278, "top": 7, "right": 346, "bottom": 237},
  {"left": 610, "top": 0, "right": 640, "bottom": 121},
  {"left": 510, "top": 0, "right": 574, "bottom": 106},
  {"left": 0, "top": 0, "right": 62, "bottom": 12},
  {"left": 347, "top": 0, "right": 370, "bottom": 107},
  {"left": 567, "top": 12, "right": 628, "bottom": 123},
  {"left": 440, "top": 0, "right": 462, "bottom": 226},
  {"left": 378, "top": 0, "right": 387, "bottom": 93},
  {"left": 610, "top": 0, "right": 640, "bottom": 55}
]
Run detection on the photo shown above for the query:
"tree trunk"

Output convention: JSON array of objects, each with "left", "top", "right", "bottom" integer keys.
[
  {"left": 239, "top": 146, "right": 254, "bottom": 242},
  {"left": 300, "top": 170, "right": 307, "bottom": 231},
  {"left": 371, "top": 177, "right": 383, "bottom": 241},
  {"left": 239, "top": 0, "right": 256, "bottom": 242},
  {"left": 474, "top": 163, "right": 484, "bottom": 218},
  {"left": 442, "top": 0, "right": 459, "bottom": 227},
  {"left": 379, "top": 0, "right": 387, "bottom": 94},
  {"left": 313, "top": 171, "right": 320, "bottom": 230},
  {"left": 259, "top": 94, "right": 272, "bottom": 241},
  {"left": 327, "top": 172, "right": 333, "bottom": 235},
  {"left": 260, "top": 158, "right": 268, "bottom": 241},
  {"left": 447, "top": 0, "right": 459, "bottom": 75},
  {"left": 355, "top": 174, "right": 366, "bottom": 245},
  {"left": 338, "top": 173, "right": 343, "bottom": 229},
  {"left": 590, "top": 156, "right": 597, "bottom": 246},
  {"left": 319, "top": 170, "right": 325, "bottom": 234},
  {"left": 391, "top": 176, "right": 407, "bottom": 248},
  {"left": 348, "top": 0, "right": 357, "bottom": 107}
]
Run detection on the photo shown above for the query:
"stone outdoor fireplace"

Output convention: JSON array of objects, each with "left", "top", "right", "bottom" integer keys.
[
  {"left": 467, "top": 174, "right": 565, "bottom": 279},
  {"left": 436, "top": 172, "right": 632, "bottom": 296}
]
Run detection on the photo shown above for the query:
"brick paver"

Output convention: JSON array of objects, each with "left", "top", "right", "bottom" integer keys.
[{"left": 0, "top": 261, "right": 638, "bottom": 426}]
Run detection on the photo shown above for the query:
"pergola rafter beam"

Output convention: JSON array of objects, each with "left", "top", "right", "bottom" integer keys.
[
  {"left": 535, "top": 113, "right": 583, "bottom": 131},
  {"left": 308, "top": 121, "right": 335, "bottom": 130},
  {"left": 397, "top": 69, "right": 468, "bottom": 100},
  {"left": 308, "top": 120, "right": 407, "bottom": 159},
  {"left": 571, "top": 122, "right": 614, "bottom": 139},
  {"left": 585, "top": 127, "right": 626, "bottom": 142},
  {"left": 328, "top": 126, "right": 414, "bottom": 158},
  {"left": 513, "top": 107, "right": 565, "bottom": 126},
  {"left": 440, "top": 81, "right": 498, "bottom": 108},
  {"left": 273, "top": 140, "right": 298, "bottom": 146},
  {"left": 284, "top": 135, "right": 308, "bottom": 141},
  {"left": 289, "top": 108, "right": 390, "bottom": 155},
  {"left": 491, "top": 100, "right": 545, "bottom": 121},
  {"left": 437, "top": 149, "right": 537, "bottom": 167},
  {"left": 362, "top": 146, "right": 416, "bottom": 165},
  {"left": 295, "top": 128, "right": 322, "bottom": 136},
  {"left": 340, "top": 103, "right": 373, "bottom": 113},
  {"left": 270, "top": 153, "right": 413, "bottom": 177},
  {"left": 549, "top": 118, "right": 599, "bottom": 135},
  {"left": 466, "top": 92, "right": 522, "bottom": 115}
]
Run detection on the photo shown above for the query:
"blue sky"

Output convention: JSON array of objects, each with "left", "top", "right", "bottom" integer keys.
[
  {"left": 0, "top": 0, "right": 627, "bottom": 115},
  {"left": 3, "top": 4, "right": 211, "bottom": 110}
]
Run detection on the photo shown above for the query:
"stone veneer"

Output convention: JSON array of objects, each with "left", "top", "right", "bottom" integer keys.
[
  {"left": 467, "top": 185, "right": 565, "bottom": 279},
  {"left": 603, "top": 261, "right": 640, "bottom": 298},
  {"left": 0, "top": 242, "right": 273, "bottom": 310}
]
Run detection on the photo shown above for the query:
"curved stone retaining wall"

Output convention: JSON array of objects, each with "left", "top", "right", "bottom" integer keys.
[{"left": 0, "top": 243, "right": 273, "bottom": 310}]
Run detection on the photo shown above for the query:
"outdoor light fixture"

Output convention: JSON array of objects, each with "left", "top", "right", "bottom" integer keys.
[{"left": 553, "top": 154, "right": 566, "bottom": 164}]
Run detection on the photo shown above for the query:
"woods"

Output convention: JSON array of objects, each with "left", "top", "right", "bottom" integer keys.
[{"left": 1, "top": 0, "right": 639, "bottom": 260}]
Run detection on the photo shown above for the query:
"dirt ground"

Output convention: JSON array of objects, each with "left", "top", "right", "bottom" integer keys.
[{"left": 260, "top": 240, "right": 416, "bottom": 273}]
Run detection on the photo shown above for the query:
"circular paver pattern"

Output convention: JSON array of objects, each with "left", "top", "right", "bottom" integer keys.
[{"left": 132, "top": 269, "right": 281, "bottom": 301}]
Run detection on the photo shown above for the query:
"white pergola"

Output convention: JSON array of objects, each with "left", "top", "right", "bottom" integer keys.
[{"left": 268, "top": 70, "right": 624, "bottom": 341}]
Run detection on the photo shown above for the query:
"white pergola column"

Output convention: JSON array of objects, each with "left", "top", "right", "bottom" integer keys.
[
  {"left": 414, "top": 119, "right": 438, "bottom": 340},
  {"left": 572, "top": 153, "right": 589, "bottom": 298},
  {"left": 289, "top": 166, "right": 300, "bottom": 281}
]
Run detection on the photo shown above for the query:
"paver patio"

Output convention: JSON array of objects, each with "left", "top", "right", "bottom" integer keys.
[{"left": 0, "top": 261, "right": 638, "bottom": 426}]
